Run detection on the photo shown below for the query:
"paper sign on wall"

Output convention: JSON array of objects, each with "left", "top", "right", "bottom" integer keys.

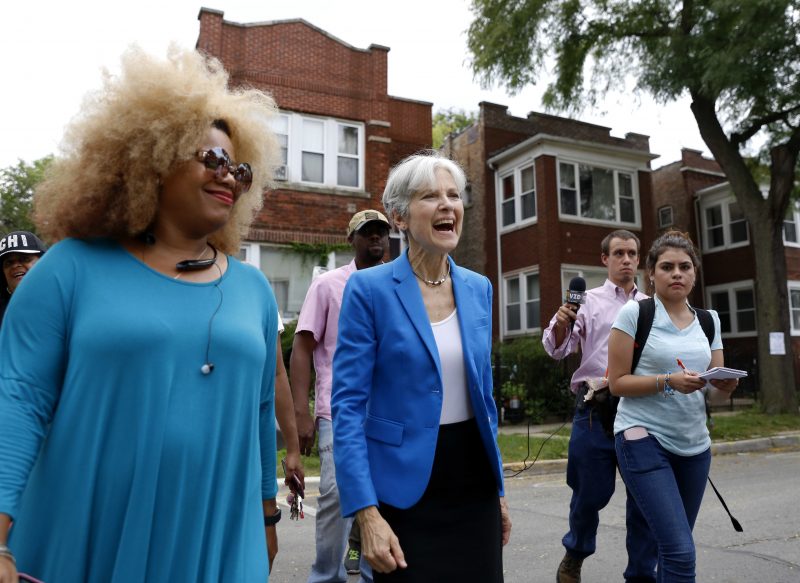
[{"left": 769, "top": 332, "right": 786, "bottom": 355}]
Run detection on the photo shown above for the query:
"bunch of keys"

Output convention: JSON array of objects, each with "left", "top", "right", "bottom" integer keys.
[
  {"left": 282, "top": 458, "right": 305, "bottom": 521},
  {"left": 287, "top": 491, "right": 304, "bottom": 521}
]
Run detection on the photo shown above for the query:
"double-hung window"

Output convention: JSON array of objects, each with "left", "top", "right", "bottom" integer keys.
[
  {"left": 706, "top": 281, "right": 756, "bottom": 336},
  {"left": 700, "top": 196, "right": 749, "bottom": 251},
  {"left": 789, "top": 282, "right": 800, "bottom": 333},
  {"left": 272, "top": 114, "right": 289, "bottom": 180},
  {"left": 301, "top": 119, "right": 325, "bottom": 183},
  {"left": 499, "top": 164, "right": 536, "bottom": 229},
  {"left": 269, "top": 112, "right": 364, "bottom": 189},
  {"left": 558, "top": 161, "right": 637, "bottom": 225},
  {"left": 504, "top": 271, "right": 540, "bottom": 335},
  {"left": 784, "top": 201, "right": 800, "bottom": 246}
]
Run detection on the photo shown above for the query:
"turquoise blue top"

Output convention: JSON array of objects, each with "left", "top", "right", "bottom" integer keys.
[
  {"left": 0, "top": 239, "right": 278, "bottom": 582},
  {"left": 612, "top": 296, "right": 722, "bottom": 456}
]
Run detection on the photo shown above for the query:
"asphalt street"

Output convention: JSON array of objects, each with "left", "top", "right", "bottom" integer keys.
[{"left": 268, "top": 448, "right": 799, "bottom": 582}]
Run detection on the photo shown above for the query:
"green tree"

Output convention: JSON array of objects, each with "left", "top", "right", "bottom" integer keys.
[
  {"left": 0, "top": 156, "right": 52, "bottom": 236},
  {"left": 468, "top": 0, "right": 800, "bottom": 414},
  {"left": 432, "top": 108, "right": 477, "bottom": 149}
]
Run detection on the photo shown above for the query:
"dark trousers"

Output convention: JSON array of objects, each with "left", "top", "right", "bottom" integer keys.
[{"left": 563, "top": 403, "right": 657, "bottom": 582}]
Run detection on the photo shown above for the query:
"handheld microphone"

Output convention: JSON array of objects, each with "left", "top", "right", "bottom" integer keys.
[{"left": 565, "top": 276, "right": 586, "bottom": 328}]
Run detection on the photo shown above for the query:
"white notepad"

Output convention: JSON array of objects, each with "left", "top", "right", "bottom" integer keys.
[{"left": 699, "top": 367, "right": 748, "bottom": 380}]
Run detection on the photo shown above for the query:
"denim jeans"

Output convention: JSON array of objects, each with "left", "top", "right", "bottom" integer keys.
[
  {"left": 564, "top": 405, "right": 657, "bottom": 582},
  {"left": 615, "top": 432, "right": 711, "bottom": 583},
  {"left": 308, "top": 419, "right": 372, "bottom": 583}
]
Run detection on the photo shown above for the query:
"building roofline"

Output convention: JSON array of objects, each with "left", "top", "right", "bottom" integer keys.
[
  {"left": 487, "top": 132, "right": 659, "bottom": 165},
  {"left": 695, "top": 181, "right": 731, "bottom": 196},
  {"left": 388, "top": 95, "right": 433, "bottom": 106},
  {"left": 197, "top": 8, "right": 388, "bottom": 54},
  {"left": 679, "top": 166, "right": 726, "bottom": 178}
]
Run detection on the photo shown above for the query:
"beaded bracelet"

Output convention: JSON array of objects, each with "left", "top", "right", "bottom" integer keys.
[{"left": 663, "top": 372, "right": 675, "bottom": 397}]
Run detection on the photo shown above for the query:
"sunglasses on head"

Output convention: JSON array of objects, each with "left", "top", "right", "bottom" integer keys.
[{"left": 196, "top": 147, "right": 253, "bottom": 193}]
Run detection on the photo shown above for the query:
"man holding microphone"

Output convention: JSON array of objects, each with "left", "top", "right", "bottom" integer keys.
[{"left": 543, "top": 230, "right": 656, "bottom": 583}]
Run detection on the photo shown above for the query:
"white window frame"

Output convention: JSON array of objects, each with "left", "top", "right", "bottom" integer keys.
[
  {"left": 271, "top": 114, "right": 290, "bottom": 181},
  {"left": 658, "top": 205, "right": 674, "bottom": 228},
  {"left": 502, "top": 269, "right": 541, "bottom": 337},
  {"left": 496, "top": 160, "right": 537, "bottom": 231},
  {"left": 272, "top": 111, "right": 365, "bottom": 190},
  {"left": 788, "top": 281, "right": 800, "bottom": 335},
  {"left": 783, "top": 200, "right": 800, "bottom": 247},
  {"left": 699, "top": 194, "right": 750, "bottom": 252},
  {"left": 557, "top": 160, "right": 640, "bottom": 227},
  {"left": 238, "top": 243, "right": 261, "bottom": 268},
  {"left": 559, "top": 265, "right": 613, "bottom": 298},
  {"left": 705, "top": 280, "right": 757, "bottom": 338}
]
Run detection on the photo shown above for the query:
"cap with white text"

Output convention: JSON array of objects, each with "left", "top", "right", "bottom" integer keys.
[{"left": 0, "top": 231, "right": 47, "bottom": 261}]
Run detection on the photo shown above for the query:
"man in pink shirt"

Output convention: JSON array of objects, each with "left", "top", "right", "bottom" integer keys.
[
  {"left": 291, "top": 210, "right": 390, "bottom": 583},
  {"left": 543, "top": 230, "right": 656, "bottom": 583}
]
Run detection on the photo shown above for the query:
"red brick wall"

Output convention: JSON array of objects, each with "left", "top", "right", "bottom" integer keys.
[
  {"left": 197, "top": 9, "right": 431, "bottom": 245},
  {"left": 448, "top": 101, "right": 655, "bottom": 337}
]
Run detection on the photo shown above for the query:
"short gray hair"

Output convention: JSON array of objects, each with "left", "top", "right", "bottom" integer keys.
[{"left": 382, "top": 151, "right": 467, "bottom": 224}]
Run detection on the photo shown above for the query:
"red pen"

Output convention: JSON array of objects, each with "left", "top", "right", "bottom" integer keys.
[{"left": 676, "top": 358, "right": 686, "bottom": 371}]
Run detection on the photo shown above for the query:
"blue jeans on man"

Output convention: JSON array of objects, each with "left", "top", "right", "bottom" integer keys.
[
  {"left": 616, "top": 432, "right": 711, "bottom": 583},
  {"left": 308, "top": 419, "right": 373, "bottom": 583},
  {"left": 564, "top": 405, "right": 657, "bottom": 582}
]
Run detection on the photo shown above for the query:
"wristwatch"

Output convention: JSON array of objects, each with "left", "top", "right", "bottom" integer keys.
[{"left": 263, "top": 508, "right": 281, "bottom": 526}]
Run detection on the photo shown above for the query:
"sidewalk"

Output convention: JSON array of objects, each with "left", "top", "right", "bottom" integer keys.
[{"left": 498, "top": 419, "right": 800, "bottom": 476}]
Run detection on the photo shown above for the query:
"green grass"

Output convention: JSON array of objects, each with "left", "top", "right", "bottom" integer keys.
[
  {"left": 497, "top": 426, "right": 571, "bottom": 464},
  {"left": 276, "top": 410, "right": 800, "bottom": 475},
  {"left": 708, "top": 408, "right": 800, "bottom": 441},
  {"left": 276, "top": 449, "right": 320, "bottom": 479}
]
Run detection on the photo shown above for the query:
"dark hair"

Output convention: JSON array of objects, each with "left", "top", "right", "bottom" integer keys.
[
  {"left": 601, "top": 229, "right": 641, "bottom": 255},
  {"left": 645, "top": 230, "right": 701, "bottom": 274},
  {"left": 212, "top": 118, "right": 231, "bottom": 137}
]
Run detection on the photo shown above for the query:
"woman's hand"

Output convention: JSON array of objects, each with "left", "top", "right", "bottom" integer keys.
[
  {"left": 266, "top": 526, "right": 278, "bottom": 573},
  {"left": 710, "top": 377, "right": 739, "bottom": 394},
  {"left": 283, "top": 450, "right": 305, "bottom": 493},
  {"left": 668, "top": 370, "right": 707, "bottom": 394},
  {"left": 499, "top": 496, "right": 512, "bottom": 546},
  {"left": 0, "top": 555, "right": 16, "bottom": 583},
  {"left": 356, "top": 506, "right": 407, "bottom": 573}
]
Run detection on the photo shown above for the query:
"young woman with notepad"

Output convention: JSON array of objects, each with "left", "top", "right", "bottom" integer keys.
[{"left": 607, "top": 230, "right": 739, "bottom": 583}]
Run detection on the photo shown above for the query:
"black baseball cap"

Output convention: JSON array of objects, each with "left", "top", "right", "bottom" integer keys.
[{"left": 0, "top": 231, "right": 47, "bottom": 261}]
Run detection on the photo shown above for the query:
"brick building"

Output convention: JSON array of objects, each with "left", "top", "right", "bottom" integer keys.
[
  {"left": 196, "top": 8, "right": 431, "bottom": 318},
  {"left": 652, "top": 148, "right": 800, "bottom": 387},
  {"left": 443, "top": 102, "right": 657, "bottom": 338}
]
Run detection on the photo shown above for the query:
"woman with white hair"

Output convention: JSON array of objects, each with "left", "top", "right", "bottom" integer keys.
[{"left": 331, "top": 152, "right": 511, "bottom": 582}]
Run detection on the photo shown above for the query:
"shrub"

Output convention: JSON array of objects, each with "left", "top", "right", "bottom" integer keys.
[{"left": 493, "top": 335, "right": 573, "bottom": 422}]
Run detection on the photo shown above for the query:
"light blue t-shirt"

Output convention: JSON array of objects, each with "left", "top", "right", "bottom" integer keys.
[{"left": 612, "top": 296, "right": 723, "bottom": 456}]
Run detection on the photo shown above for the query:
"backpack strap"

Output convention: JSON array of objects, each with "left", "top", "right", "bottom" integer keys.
[
  {"left": 632, "top": 299, "right": 715, "bottom": 373},
  {"left": 631, "top": 298, "right": 655, "bottom": 373},
  {"left": 694, "top": 307, "right": 715, "bottom": 347}
]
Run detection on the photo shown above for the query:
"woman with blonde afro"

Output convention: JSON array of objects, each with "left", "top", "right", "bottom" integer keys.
[{"left": 0, "top": 46, "right": 283, "bottom": 582}]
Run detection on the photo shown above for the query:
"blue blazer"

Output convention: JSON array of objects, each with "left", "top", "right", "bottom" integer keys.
[{"left": 331, "top": 252, "right": 504, "bottom": 517}]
